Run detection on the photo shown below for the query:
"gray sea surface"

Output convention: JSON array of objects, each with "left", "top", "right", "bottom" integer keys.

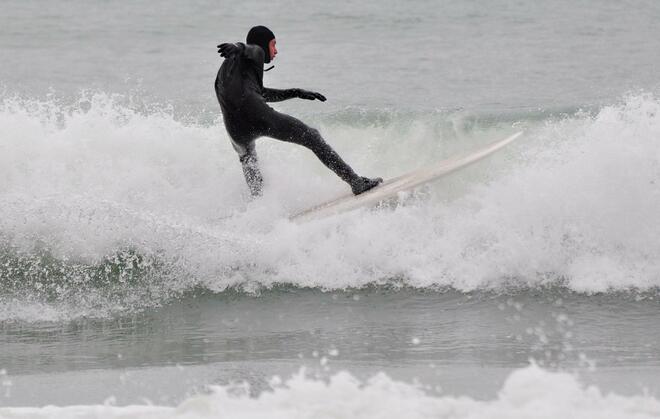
[
  {"left": 3, "top": 289, "right": 660, "bottom": 406},
  {"left": 1, "top": 0, "right": 659, "bottom": 113}
]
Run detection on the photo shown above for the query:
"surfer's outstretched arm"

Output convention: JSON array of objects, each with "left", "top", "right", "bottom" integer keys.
[{"left": 262, "top": 88, "right": 326, "bottom": 103}]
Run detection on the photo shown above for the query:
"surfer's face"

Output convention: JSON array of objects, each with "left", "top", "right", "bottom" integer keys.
[{"left": 269, "top": 38, "right": 277, "bottom": 60}]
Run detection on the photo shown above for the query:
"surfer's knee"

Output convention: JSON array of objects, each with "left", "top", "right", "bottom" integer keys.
[
  {"left": 239, "top": 152, "right": 257, "bottom": 165},
  {"left": 299, "top": 126, "right": 325, "bottom": 149},
  {"left": 305, "top": 127, "right": 321, "bottom": 140},
  {"left": 230, "top": 134, "right": 254, "bottom": 156}
]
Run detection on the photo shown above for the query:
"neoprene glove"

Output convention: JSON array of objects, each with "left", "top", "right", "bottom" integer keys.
[
  {"left": 297, "top": 89, "right": 326, "bottom": 102},
  {"left": 217, "top": 43, "right": 245, "bottom": 58}
]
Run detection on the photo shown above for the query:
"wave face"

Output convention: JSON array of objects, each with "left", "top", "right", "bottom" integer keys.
[
  {"left": 2, "top": 365, "right": 660, "bottom": 418},
  {"left": 1, "top": 93, "right": 660, "bottom": 320}
]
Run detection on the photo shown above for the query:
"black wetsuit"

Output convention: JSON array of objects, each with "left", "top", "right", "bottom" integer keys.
[{"left": 215, "top": 43, "right": 376, "bottom": 196}]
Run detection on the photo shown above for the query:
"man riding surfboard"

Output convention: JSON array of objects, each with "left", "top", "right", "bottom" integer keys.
[{"left": 215, "top": 25, "right": 382, "bottom": 197}]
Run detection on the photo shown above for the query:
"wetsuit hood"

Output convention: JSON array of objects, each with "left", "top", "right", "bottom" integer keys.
[{"left": 246, "top": 25, "right": 275, "bottom": 64}]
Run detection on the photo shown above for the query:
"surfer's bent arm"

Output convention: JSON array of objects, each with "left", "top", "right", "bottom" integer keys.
[
  {"left": 262, "top": 87, "right": 327, "bottom": 103},
  {"left": 261, "top": 88, "right": 300, "bottom": 102}
]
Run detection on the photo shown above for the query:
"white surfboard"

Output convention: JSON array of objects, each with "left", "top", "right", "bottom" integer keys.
[{"left": 290, "top": 131, "right": 523, "bottom": 222}]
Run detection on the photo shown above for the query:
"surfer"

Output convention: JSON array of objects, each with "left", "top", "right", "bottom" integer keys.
[{"left": 215, "top": 25, "right": 382, "bottom": 197}]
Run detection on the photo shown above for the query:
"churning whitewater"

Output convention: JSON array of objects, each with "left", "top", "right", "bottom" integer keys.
[
  {"left": 1, "top": 93, "right": 659, "bottom": 321},
  {"left": 3, "top": 365, "right": 660, "bottom": 419}
]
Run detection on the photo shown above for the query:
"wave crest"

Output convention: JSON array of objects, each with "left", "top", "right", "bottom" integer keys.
[{"left": 1, "top": 93, "right": 660, "bottom": 319}]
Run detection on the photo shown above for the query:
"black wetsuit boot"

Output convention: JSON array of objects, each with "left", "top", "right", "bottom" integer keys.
[{"left": 351, "top": 176, "right": 382, "bottom": 195}]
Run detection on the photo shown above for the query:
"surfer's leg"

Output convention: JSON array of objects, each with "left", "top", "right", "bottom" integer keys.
[
  {"left": 262, "top": 110, "right": 381, "bottom": 194},
  {"left": 265, "top": 112, "right": 356, "bottom": 183},
  {"left": 230, "top": 137, "right": 263, "bottom": 197},
  {"left": 240, "top": 151, "right": 263, "bottom": 197}
]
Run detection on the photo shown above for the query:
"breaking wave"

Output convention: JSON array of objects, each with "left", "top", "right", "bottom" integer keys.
[{"left": 1, "top": 92, "right": 660, "bottom": 320}]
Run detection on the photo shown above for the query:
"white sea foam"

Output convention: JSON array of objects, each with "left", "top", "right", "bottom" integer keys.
[
  {"left": 1, "top": 365, "right": 659, "bottom": 418},
  {"left": 1, "top": 92, "right": 660, "bottom": 320}
]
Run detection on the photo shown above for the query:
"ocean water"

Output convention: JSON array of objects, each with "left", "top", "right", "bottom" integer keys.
[{"left": 2, "top": 0, "right": 660, "bottom": 417}]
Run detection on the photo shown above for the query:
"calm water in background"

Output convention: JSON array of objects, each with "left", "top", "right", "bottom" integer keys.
[
  {"left": 2, "top": 0, "right": 660, "bottom": 415},
  {"left": 2, "top": 0, "right": 659, "bottom": 113}
]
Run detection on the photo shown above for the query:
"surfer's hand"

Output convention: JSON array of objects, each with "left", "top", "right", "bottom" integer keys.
[
  {"left": 297, "top": 89, "right": 326, "bottom": 102},
  {"left": 217, "top": 43, "right": 244, "bottom": 57}
]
